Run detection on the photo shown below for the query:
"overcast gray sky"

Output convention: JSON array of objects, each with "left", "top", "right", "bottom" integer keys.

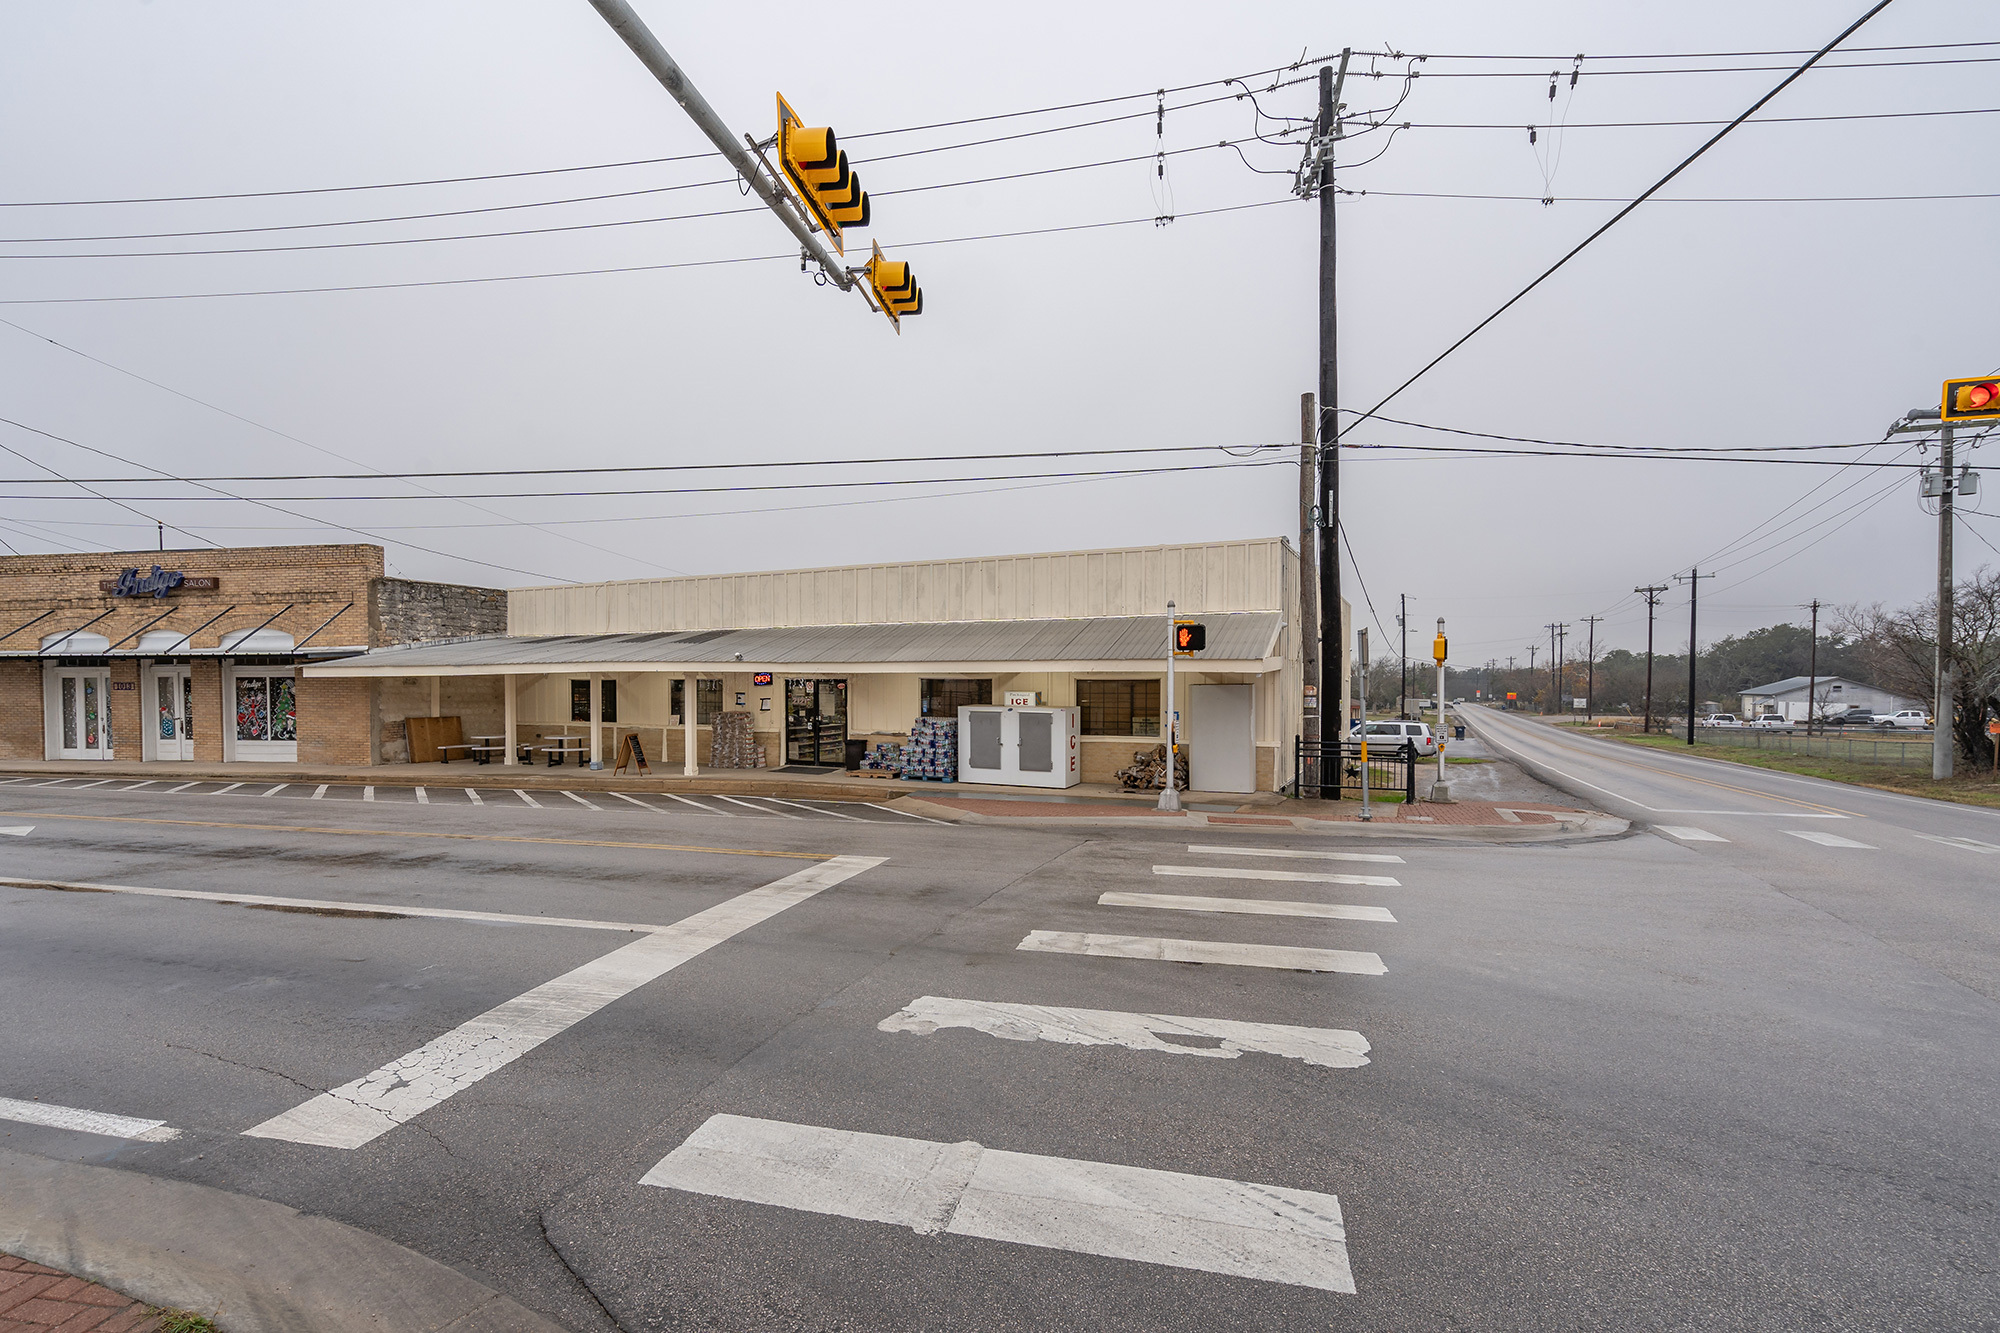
[{"left": 0, "top": 1, "right": 1992, "bottom": 658}]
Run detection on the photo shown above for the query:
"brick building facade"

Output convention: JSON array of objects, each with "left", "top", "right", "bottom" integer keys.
[{"left": 0, "top": 544, "right": 503, "bottom": 765}]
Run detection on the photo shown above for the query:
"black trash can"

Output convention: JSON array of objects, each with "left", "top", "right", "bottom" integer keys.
[
  {"left": 1453, "top": 725, "right": 1466, "bottom": 740},
  {"left": 844, "top": 737, "right": 867, "bottom": 771}
]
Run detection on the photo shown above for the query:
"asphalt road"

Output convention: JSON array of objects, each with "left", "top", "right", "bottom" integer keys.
[{"left": 1, "top": 764, "right": 1994, "bottom": 1330}]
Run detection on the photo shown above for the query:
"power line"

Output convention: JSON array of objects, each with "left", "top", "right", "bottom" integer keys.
[
  {"left": 1346, "top": 442, "right": 1929, "bottom": 466},
  {"left": 1376, "top": 40, "right": 2000, "bottom": 61},
  {"left": 0, "top": 197, "right": 1298, "bottom": 305},
  {"left": 1341, "top": 412, "right": 1924, "bottom": 453},
  {"left": 1379, "top": 54, "right": 2000, "bottom": 77},
  {"left": 1333, "top": 1, "right": 1902, "bottom": 446},
  {"left": 1345, "top": 105, "right": 2000, "bottom": 132},
  {"left": 1340, "top": 187, "right": 2000, "bottom": 204}
]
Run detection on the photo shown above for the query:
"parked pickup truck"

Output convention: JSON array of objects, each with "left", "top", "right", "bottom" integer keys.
[
  {"left": 1873, "top": 709, "right": 1933, "bottom": 730},
  {"left": 1696, "top": 713, "right": 1742, "bottom": 728}
]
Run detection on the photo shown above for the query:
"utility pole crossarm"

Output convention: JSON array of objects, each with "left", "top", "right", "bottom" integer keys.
[{"left": 584, "top": 0, "right": 854, "bottom": 291}]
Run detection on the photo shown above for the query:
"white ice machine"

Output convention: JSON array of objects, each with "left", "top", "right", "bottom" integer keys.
[{"left": 956, "top": 705, "right": 1080, "bottom": 788}]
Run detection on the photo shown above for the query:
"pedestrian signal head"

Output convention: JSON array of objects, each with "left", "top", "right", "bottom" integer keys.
[
  {"left": 778, "top": 94, "right": 869, "bottom": 253},
  {"left": 864, "top": 243, "right": 923, "bottom": 330},
  {"left": 1173, "top": 621, "right": 1206, "bottom": 655},
  {"left": 1944, "top": 377, "right": 2000, "bottom": 422}
]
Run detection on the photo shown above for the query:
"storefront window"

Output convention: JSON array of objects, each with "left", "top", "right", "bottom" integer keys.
[
  {"left": 1077, "top": 679, "right": 1161, "bottom": 737},
  {"left": 271, "top": 678, "right": 297, "bottom": 741},
  {"left": 670, "top": 679, "right": 722, "bottom": 724},
  {"left": 61, "top": 678, "right": 77, "bottom": 749},
  {"left": 921, "top": 678, "right": 991, "bottom": 718},
  {"left": 571, "top": 679, "right": 616, "bottom": 722},
  {"left": 83, "top": 678, "right": 98, "bottom": 749},
  {"left": 236, "top": 677, "right": 268, "bottom": 740}
]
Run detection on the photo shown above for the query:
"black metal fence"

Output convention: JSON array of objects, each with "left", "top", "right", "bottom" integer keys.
[{"left": 1291, "top": 739, "right": 1418, "bottom": 802}]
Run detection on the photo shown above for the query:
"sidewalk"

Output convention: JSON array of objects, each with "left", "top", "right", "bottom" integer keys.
[
  {"left": 902, "top": 793, "right": 1617, "bottom": 837},
  {"left": 0, "top": 1253, "right": 176, "bottom": 1333}
]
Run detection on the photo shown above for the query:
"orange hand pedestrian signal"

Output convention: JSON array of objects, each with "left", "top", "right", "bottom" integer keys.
[{"left": 1173, "top": 621, "right": 1206, "bottom": 655}]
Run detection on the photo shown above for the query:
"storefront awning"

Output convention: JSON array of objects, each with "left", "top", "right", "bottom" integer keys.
[{"left": 303, "top": 613, "right": 1285, "bottom": 678}]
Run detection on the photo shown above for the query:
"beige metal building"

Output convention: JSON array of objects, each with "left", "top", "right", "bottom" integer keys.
[{"left": 308, "top": 538, "right": 1348, "bottom": 792}]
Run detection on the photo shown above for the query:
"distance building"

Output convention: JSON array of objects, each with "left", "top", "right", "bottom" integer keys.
[
  {"left": 309, "top": 539, "right": 1345, "bottom": 793},
  {"left": 1737, "top": 674, "right": 1920, "bottom": 722},
  {"left": 0, "top": 544, "right": 503, "bottom": 763}
]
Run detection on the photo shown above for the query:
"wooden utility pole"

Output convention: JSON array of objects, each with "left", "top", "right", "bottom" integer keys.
[
  {"left": 1675, "top": 570, "right": 1716, "bottom": 744},
  {"left": 1805, "top": 598, "right": 1822, "bottom": 736},
  {"left": 1299, "top": 393, "right": 1320, "bottom": 763},
  {"left": 1581, "top": 615, "right": 1601, "bottom": 722},
  {"left": 1635, "top": 585, "right": 1667, "bottom": 733}
]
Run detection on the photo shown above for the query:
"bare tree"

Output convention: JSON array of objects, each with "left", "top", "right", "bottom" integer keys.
[{"left": 1838, "top": 565, "right": 2000, "bottom": 769}]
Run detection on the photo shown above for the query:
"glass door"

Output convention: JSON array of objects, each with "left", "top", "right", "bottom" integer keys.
[
  {"left": 784, "top": 678, "right": 849, "bottom": 766},
  {"left": 54, "top": 669, "right": 113, "bottom": 760},
  {"left": 152, "top": 666, "right": 193, "bottom": 760}
]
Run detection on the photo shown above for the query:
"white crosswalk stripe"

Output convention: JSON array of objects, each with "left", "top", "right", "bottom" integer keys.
[
  {"left": 1153, "top": 864, "right": 1400, "bottom": 888},
  {"left": 1186, "top": 844, "right": 1403, "bottom": 864},
  {"left": 464, "top": 788, "right": 483, "bottom": 805},
  {"left": 0, "top": 1094, "right": 179, "bottom": 1143},
  {"left": 1100, "top": 892, "right": 1395, "bottom": 922},
  {"left": 879, "top": 996, "right": 1371, "bottom": 1067},
  {"left": 717, "top": 794, "right": 800, "bottom": 819},
  {"left": 1656, "top": 825, "right": 1728, "bottom": 842},
  {"left": 562, "top": 790, "right": 602, "bottom": 810},
  {"left": 1019, "top": 930, "right": 1386, "bottom": 975},
  {"left": 643, "top": 1114, "right": 1355, "bottom": 1293},
  {"left": 1787, "top": 830, "right": 1877, "bottom": 849},
  {"left": 1913, "top": 832, "right": 2000, "bottom": 854}
]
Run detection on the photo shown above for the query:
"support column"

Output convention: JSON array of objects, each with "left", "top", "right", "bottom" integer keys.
[
  {"left": 683, "top": 674, "right": 698, "bottom": 776},
  {"left": 589, "top": 674, "right": 602, "bottom": 768},
  {"left": 430, "top": 677, "right": 441, "bottom": 717},
  {"left": 502, "top": 674, "right": 517, "bottom": 766}
]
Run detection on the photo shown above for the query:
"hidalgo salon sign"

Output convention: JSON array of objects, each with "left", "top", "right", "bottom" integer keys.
[{"left": 98, "top": 565, "right": 221, "bottom": 598}]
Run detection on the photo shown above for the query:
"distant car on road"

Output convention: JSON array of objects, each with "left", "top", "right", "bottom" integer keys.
[
  {"left": 1873, "top": 709, "right": 1932, "bottom": 730},
  {"left": 1350, "top": 718, "right": 1440, "bottom": 757},
  {"left": 1748, "top": 714, "right": 1794, "bottom": 729},
  {"left": 1697, "top": 713, "right": 1743, "bottom": 728},
  {"left": 1822, "top": 706, "right": 1878, "bottom": 728}
]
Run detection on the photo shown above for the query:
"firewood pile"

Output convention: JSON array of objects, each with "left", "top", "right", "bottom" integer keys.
[
  {"left": 1115, "top": 744, "right": 1189, "bottom": 791},
  {"left": 709, "top": 711, "right": 768, "bottom": 768}
]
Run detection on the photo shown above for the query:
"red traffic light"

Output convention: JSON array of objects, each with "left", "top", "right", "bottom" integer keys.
[{"left": 1944, "top": 377, "right": 2000, "bottom": 422}]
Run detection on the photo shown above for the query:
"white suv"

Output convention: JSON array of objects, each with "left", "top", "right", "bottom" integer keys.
[
  {"left": 1351, "top": 719, "right": 1440, "bottom": 757},
  {"left": 1874, "top": 709, "right": 1932, "bottom": 730}
]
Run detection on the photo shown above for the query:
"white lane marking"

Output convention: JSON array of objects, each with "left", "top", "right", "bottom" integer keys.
[
  {"left": 871, "top": 802, "right": 953, "bottom": 824},
  {"left": 0, "top": 873, "right": 680, "bottom": 933},
  {"left": 260, "top": 784, "right": 288, "bottom": 796},
  {"left": 1188, "top": 844, "right": 1402, "bottom": 864},
  {"left": 0, "top": 1095, "right": 179, "bottom": 1143},
  {"left": 767, "top": 797, "right": 867, "bottom": 822},
  {"left": 718, "top": 794, "right": 801, "bottom": 819},
  {"left": 1656, "top": 825, "right": 1729, "bottom": 842},
  {"left": 1018, "top": 930, "right": 1386, "bottom": 975},
  {"left": 122, "top": 780, "right": 158, "bottom": 791},
  {"left": 210, "top": 782, "right": 244, "bottom": 796},
  {"left": 34, "top": 778, "right": 76, "bottom": 788},
  {"left": 880, "top": 996, "right": 1371, "bottom": 1068},
  {"left": 165, "top": 782, "right": 200, "bottom": 794},
  {"left": 1152, "top": 865, "right": 1399, "bottom": 888},
  {"left": 0, "top": 826, "right": 33, "bottom": 837},
  {"left": 563, "top": 790, "right": 602, "bottom": 810},
  {"left": 1101, "top": 892, "right": 1394, "bottom": 922},
  {"left": 243, "top": 856, "right": 886, "bottom": 1149},
  {"left": 0, "top": 778, "right": 28, "bottom": 786},
  {"left": 1787, "top": 830, "right": 1877, "bottom": 849},
  {"left": 644, "top": 1114, "right": 1354, "bottom": 1293},
  {"left": 73, "top": 779, "right": 114, "bottom": 790},
  {"left": 363, "top": 786, "right": 376, "bottom": 802},
  {"left": 464, "top": 788, "right": 484, "bottom": 806},
  {"left": 608, "top": 791, "right": 659, "bottom": 810},
  {"left": 311, "top": 784, "right": 329, "bottom": 800},
  {"left": 659, "top": 792, "right": 735, "bottom": 816},
  {"left": 514, "top": 789, "right": 542, "bottom": 808},
  {"left": 414, "top": 787, "right": 430, "bottom": 805},
  {"left": 1913, "top": 832, "right": 2000, "bottom": 854}
]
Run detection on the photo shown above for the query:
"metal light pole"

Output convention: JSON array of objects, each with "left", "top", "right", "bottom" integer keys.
[
  {"left": 1433, "top": 618, "right": 1449, "bottom": 799},
  {"left": 1356, "top": 627, "right": 1372, "bottom": 821},
  {"left": 1934, "top": 424, "right": 1956, "bottom": 780}
]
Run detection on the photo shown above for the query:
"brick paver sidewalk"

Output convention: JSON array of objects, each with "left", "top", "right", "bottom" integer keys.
[{"left": 0, "top": 1254, "right": 177, "bottom": 1332}]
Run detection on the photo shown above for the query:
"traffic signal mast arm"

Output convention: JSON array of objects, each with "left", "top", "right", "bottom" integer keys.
[{"left": 585, "top": 0, "right": 854, "bottom": 293}]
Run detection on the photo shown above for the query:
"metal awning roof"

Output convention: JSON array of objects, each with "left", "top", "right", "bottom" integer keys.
[
  {"left": 304, "top": 613, "right": 1284, "bottom": 677},
  {"left": 0, "top": 645, "right": 368, "bottom": 660}
]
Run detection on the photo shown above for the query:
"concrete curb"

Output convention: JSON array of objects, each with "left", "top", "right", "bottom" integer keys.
[
  {"left": 892, "top": 795, "right": 1628, "bottom": 841},
  {"left": 0, "top": 1148, "right": 568, "bottom": 1333}
]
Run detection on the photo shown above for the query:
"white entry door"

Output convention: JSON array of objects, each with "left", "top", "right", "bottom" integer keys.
[
  {"left": 151, "top": 666, "right": 194, "bottom": 760},
  {"left": 52, "top": 669, "right": 113, "bottom": 760}
]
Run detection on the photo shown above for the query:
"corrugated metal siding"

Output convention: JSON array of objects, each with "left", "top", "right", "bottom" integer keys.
[{"left": 507, "top": 539, "right": 1293, "bottom": 635}]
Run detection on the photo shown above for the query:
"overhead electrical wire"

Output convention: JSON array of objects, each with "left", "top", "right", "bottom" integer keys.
[
  {"left": 1371, "top": 40, "right": 1999, "bottom": 61},
  {"left": 1341, "top": 186, "right": 2000, "bottom": 204},
  {"left": 1332, "top": 0, "right": 1902, "bottom": 447}
]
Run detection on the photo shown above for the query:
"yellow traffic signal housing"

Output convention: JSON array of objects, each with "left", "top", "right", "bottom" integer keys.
[
  {"left": 1943, "top": 376, "right": 2000, "bottom": 422},
  {"left": 777, "top": 94, "right": 869, "bottom": 253},
  {"left": 1433, "top": 633, "right": 1448, "bottom": 664},
  {"left": 864, "top": 242, "right": 923, "bottom": 330}
]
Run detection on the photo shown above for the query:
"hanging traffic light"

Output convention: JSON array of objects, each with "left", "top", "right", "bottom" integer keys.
[
  {"left": 1174, "top": 621, "right": 1207, "bottom": 655},
  {"left": 1943, "top": 376, "right": 2000, "bottom": 422},
  {"left": 864, "top": 242, "right": 923, "bottom": 330},
  {"left": 777, "top": 94, "right": 869, "bottom": 253}
]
